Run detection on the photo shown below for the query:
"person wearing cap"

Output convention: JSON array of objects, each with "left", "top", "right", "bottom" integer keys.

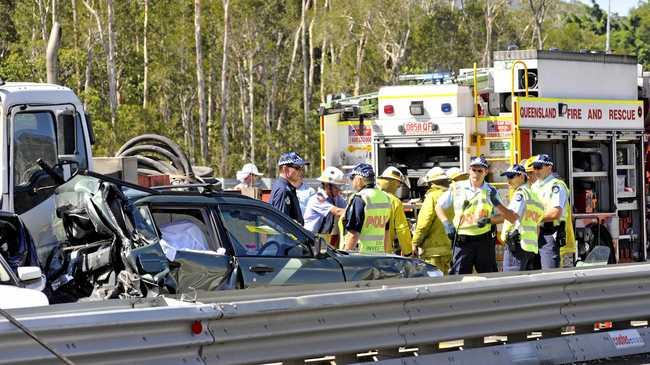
[
  {"left": 342, "top": 163, "right": 392, "bottom": 253},
  {"left": 531, "top": 154, "right": 575, "bottom": 269},
  {"left": 234, "top": 163, "right": 264, "bottom": 191},
  {"left": 271, "top": 152, "right": 307, "bottom": 225},
  {"left": 412, "top": 167, "right": 452, "bottom": 273},
  {"left": 435, "top": 156, "right": 517, "bottom": 274},
  {"left": 303, "top": 167, "right": 347, "bottom": 246},
  {"left": 377, "top": 167, "right": 413, "bottom": 256},
  {"left": 491, "top": 164, "right": 545, "bottom": 271}
]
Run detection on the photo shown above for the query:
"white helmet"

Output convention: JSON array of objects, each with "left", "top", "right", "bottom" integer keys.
[
  {"left": 318, "top": 166, "right": 346, "bottom": 185},
  {"left": 378, "top": 166, "right": 410, "bottom": 188},
  {"left": 423, "top": 167, "right": 448, "bottom": 184}
]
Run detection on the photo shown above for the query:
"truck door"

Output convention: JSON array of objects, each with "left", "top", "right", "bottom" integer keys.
[
  {"left": 8, "top": 106, "right": 90, "bottom": 263},
  {"left": 216, "top": 204, "right": 345, "bottom": 288}
]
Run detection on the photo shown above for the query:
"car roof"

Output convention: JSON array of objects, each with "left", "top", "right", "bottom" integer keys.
[{"left": 133, "top": 190, "right": 271, "bottom": 209}]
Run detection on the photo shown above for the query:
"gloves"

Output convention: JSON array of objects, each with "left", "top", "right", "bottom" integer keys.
[
  {"left": 443, "top": 221, "right": 456, "bottom": 241},
  {"left": 488, "top": 186, "right": 500, "bottom": 206},
  {"left": 477, "top": 217, "right": 491, "bottom": 228}
]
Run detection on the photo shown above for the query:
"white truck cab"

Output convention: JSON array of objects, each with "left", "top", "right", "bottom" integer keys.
[{"left": 0, "top": 82, "right": 94, "bottom": 263}]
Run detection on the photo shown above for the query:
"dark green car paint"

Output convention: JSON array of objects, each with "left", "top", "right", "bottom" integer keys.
[{"left": 52, "top": 173, "right": 441, "bottom": 298}]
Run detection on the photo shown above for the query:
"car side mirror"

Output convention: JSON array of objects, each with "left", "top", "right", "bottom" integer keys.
[
  {"left": 17, "top": 266, "right": 42, "bottom": 281},
  {"left": 315, "top": 236, "right": 329, "bottom": 257},
  {"left": 18, "top": 266, "right": 46, "bottom": 292}
]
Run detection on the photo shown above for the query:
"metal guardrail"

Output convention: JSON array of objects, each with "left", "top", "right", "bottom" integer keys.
[
  {"left": 1, "top": 264, "right": 650, "bottom": 364},
  {"left": 0, "top": 297, "right": 220, "bottom": 365}
]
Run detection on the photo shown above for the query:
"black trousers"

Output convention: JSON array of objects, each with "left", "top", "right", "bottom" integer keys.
[{"left": 450, "top": 232, "right": 498, "bottom": 275}]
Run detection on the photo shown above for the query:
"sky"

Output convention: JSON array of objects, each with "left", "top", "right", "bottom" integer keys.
[{"left": 578, "top": 0, "right": 645, "bottom": 16}]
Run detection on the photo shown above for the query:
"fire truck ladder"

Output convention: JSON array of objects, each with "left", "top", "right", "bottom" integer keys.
[{"left": 472, "top": 61, "right": 528, "bottom": 188}]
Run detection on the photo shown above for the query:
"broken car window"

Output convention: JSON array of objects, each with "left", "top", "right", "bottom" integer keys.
[{"left": 150, "top": 207, "right": 212, "bottom": 254}]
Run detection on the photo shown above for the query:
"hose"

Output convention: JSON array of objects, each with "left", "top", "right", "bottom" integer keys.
[
  {"left": 133, "top": 156, "right": 176, "bottom": 175},
  {"left": 116, "top": 134, "right": 194, "bottom": 180},
  {"left": 118, "top": 145, "right": 187, "bottom": 176}
]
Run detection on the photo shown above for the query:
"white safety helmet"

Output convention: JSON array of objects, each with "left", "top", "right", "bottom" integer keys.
[
  {"left": 317, "top": 166, "right": 346, "bottom": 185},
  {"left": 378, "top": 166, "right": 410, "bottom": 189},
  {"left": 423, "top": 167, "right": 448, "bottom": 184}
]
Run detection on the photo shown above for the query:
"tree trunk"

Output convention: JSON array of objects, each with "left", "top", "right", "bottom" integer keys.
[
  {"left": 301, "top": 0, "right": 309, "bottom": 130},
  {"left": 52, "top": 0, "right": 57, "bottom": 26},
  {"left": 528, "top": 0, "right": 546, "bottom": 50},
  {"left": 320, "top": 36, "right": 326, "bottom": 103},
  {"left": 483, "top": 0, "right": 493, "bottom": 67},
  {"left": 143, "top": 0, "right": 149, "bottom": 109},
  {"left": 46, "top": 22, "right": 61, "bottom": 84},
  {"left": 37, "top": 0, "right": 47, "bottom": 42},
  {"left": 286, "top": 23, "right": 302, "bottom": 83},
  {"left": 194, "top": 0, "right": 209, "bottom": 164},
  {"left": 220, "top": 0, "right": 230, "bottom": 175},
  {"left": 236, "top": 60, "right": 248, "bottom": 162},
  {"left": 265, "top": 32, "right": 282, "bottom": 173},
  {"left": 106, "top": 0, "right": 118, "bottom": 126},
  {"left": 353, "top": 28, "right": 368, "bottom": 96},
  {"left": 248, "top": 52, "right": 255, "bottom": 163},
  {"left": 72, "top": 0, "right": 81, "bottom": 91},
  {"left": 308, "top": 17, "right": 315, "bottom": 111},
  {"left": 83, "top": 27, "right": 93, "bottom": 109}
]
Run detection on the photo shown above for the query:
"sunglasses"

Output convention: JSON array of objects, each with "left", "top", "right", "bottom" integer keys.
[
  {"left": 533, "top": 165, "right": 543, "bottom": 170},
  {"left": 286, "top": 164, "right": 304, "bottom": 170},
  {"left": 470, "top": 168, "right": 485, "bottom": 173}
]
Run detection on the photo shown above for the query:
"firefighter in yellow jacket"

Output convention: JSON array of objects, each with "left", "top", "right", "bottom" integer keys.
[
  {"left": 377, "top": 167, "right": 413, "bottom": 256},
  {"left": 412, "top": 167, "right": 452, "bottom": 273}
]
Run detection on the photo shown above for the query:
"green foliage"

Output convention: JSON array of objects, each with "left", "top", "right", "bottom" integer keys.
[{"left": 0, "top": 0, "right": 646, "bottom": 177}]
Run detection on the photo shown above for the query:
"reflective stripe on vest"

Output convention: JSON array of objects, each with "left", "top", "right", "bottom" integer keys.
[
  {"left": 534, "top": 176, "right": 570, "bottom": 225},
  {"left": 357, "top": 188, "right": 391, "bottom": 253},
  {"left": 500, "top": 185, "right": 545, "bottom": 254},
  {"left": 451, "top": 183, "right": 493, "bottom": 236}
]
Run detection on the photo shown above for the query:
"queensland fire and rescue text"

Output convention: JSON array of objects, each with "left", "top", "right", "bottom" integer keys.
[{"left": 519, "top": 105, "right": 641, "bottom": 121}]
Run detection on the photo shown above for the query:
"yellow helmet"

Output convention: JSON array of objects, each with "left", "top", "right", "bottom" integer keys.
[
  {"left": 423, "top": 167, "right": 449, "bottom": 184},
  {"left": 445, "top": 167, "right": 469, "bottom": 182},
  {"left": 523, "top": 155, "right": 540, "bottom": 173}
]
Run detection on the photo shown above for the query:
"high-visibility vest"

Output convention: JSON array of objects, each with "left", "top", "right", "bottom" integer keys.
[
  {"left": 357, "top": 188, "right": 392, "bottom": 253},
  {"left": 533, "top": 176, "right": 576, "bottom": 255},
  {"left": 500, "top": 184, "right": 544, "bottom": 254},
  {"left": 451, "top": 182, "right": 493, "bottom": 236},
  {"left": 534, "top": 176, "right": 570, "bottom": 224}
]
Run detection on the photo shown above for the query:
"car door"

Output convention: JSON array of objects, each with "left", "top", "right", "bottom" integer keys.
[
  {"left": 137, "top": 204, "right": 235, "bottom": 295},
  {"left": 216, "top": 203, "right": 345, "bottom": 288}
]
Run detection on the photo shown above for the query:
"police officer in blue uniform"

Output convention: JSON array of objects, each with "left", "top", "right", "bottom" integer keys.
[
  {"left": 435, "top": 156, "right": 517, "bottom": 274},
  {"left": 271, "top": 152, "right": 307, "bottom": 225},
  {"left": 531, "top": 154, "right": 571, "bottom": 269}
]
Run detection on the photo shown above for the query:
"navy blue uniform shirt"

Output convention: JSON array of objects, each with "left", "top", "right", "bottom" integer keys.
[
  {"left": 343, "top": 195, "right": 366, "bottom": 233},
  {"left": 270, "top": 177, "right": 304, "bottom": 225}
]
